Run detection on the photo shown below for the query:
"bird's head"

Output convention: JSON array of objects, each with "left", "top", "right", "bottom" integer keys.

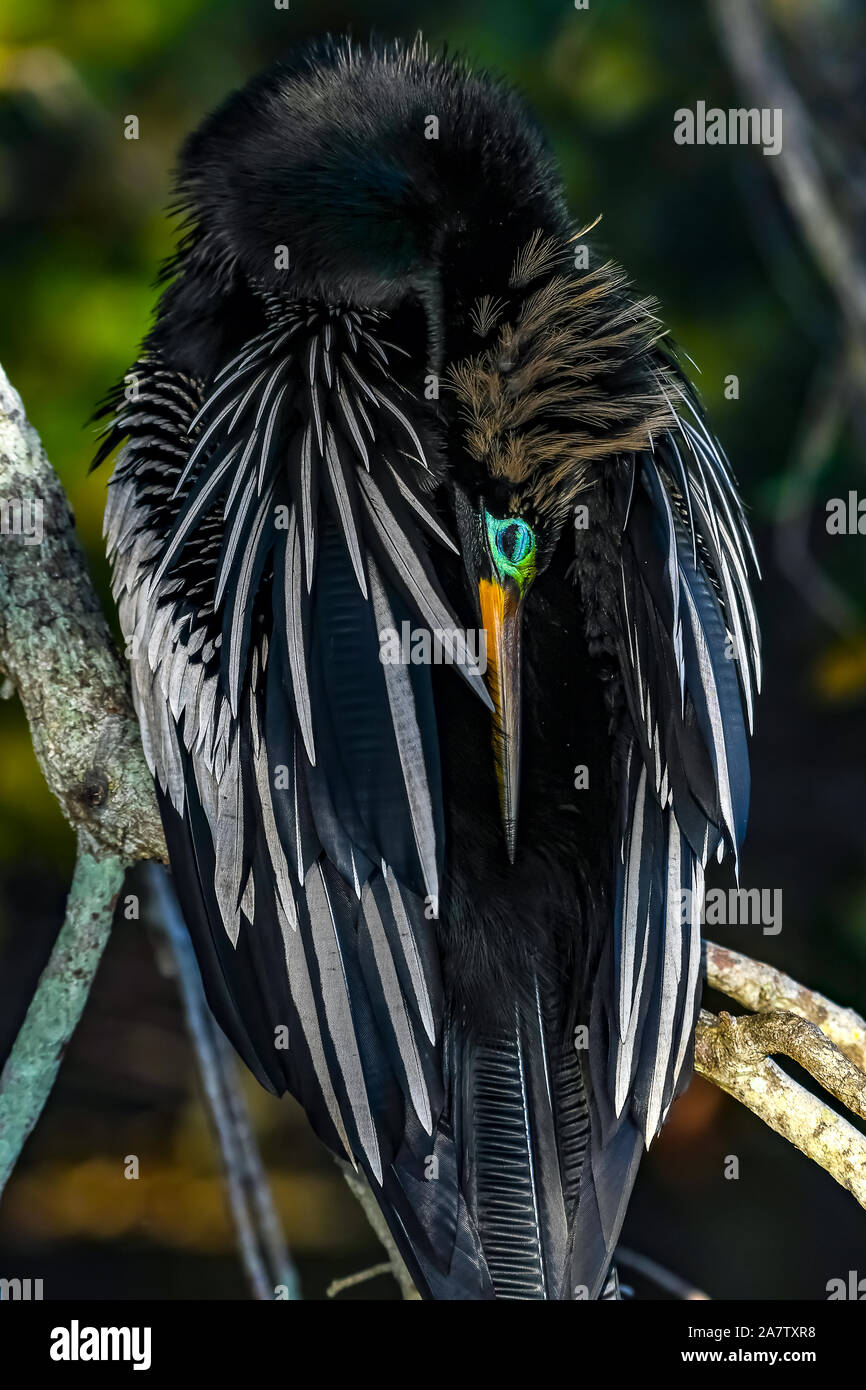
[{"left": 444, "top": 231, "right": 677, "bottom": 862}]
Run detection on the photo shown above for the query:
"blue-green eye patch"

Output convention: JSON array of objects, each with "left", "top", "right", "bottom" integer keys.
[{"left": 484, "top": 512, "right": 537, "bottom": 592}]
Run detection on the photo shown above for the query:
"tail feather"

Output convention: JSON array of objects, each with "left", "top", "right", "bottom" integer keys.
[
  {"left": 465, "top": 1022, "right": 564, "bottom": 1298},
  {"left": 332, "top": 982, "right": 642, "bottom": 1300},
  {"left": 568, "top": 1106, "right": 643, "bottom": 1300},
  {"left": 430, "top": 981, "right": 629, "bottom": 1300},
  {"left": 378, "top": 1119, "right": 495, "bottom": 1300}
]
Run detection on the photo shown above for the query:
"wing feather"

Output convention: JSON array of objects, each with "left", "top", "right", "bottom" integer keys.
[
  {"left": 603, "top": 390, "right": 758, "bottom": 1147},
  {"left": 104, "top": 311, "right": 474, "bottom": 1270}
]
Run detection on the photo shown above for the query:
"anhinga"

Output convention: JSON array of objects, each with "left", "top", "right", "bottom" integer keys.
[{"left": 96, "top": 38, "right": 760, "bottom": 1300}]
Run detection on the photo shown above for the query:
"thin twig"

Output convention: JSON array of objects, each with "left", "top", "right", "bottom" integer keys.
[
  {"left": 337, "top": 1160, "right": 419, "bottom": 1299},
  {"left": 709, "top": 0, "right": 866, "bottom": 349},
  {"left": 327, "top": 1263, "right": 393, "bottom": 1298},
  {"left": 217, "top": 1027, "right": 300, "bottom": 1298},
  {"left": 149, "top": 865, "right": 300, "bottom": 1300},
  {"left": 773, "top": 359, "right": 857, "bottom": 634},
  {"left": 615, "top": 1247, "right": 709, "bottom": 1301}
]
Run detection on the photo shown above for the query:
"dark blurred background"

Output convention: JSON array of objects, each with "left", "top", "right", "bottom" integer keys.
[{"left": 0, "top": 0, "right": 865, "bottom": 1300}]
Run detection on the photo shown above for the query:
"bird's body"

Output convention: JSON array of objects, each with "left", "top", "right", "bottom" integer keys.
[{"left": 97, "top": 38, "right": 759, "bottom": 1299}]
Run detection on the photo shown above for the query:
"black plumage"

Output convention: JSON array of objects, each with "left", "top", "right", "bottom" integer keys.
[{"left": 96, "top": 37, "right": 760, "bottom": 1300}]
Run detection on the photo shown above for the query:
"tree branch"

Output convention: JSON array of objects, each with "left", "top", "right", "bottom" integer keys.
[
  {"left": 695, "top": 1008, "right": 866, "bottom": 1209},
  {"left": 336, "top": 1161, "right": 419, "bottom": 1300},
  {"left": 0, "top": 830, "right": 124, "bottom": 1194},
  {"left": 0, "top": 358, "right": 163, "bottom": 1195},
  {"left": 704, "top": 939, "right": 866, "bottom": 1070},
  {"left": 148, "top": 865, "right": 301, "bottom": 1300},
  {"left": 709, "top": 0, "right": 866, "bottom": 349},
  {"left": 326, "top": 1263, "right": 393, "bottom": 1298},
  {"left": 615, "top": 1247, "right": 709, "bottom": 1301},
  {"left": 699, "top": 941, "right": 866, "bottom": 1210},
  {"left": 0, "top": 364, "right": 164, "bottom": 862}
]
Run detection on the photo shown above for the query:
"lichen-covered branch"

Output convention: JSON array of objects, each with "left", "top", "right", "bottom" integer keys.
[
  {"left": 695, "top": 1008, "right": 866, "bottom": 1210},
  {"left": 0, "top": 831, "right": 124, "bottom": 1194},
  {"left": 699, "top": 942, "right": 866, "bottom": 1209},
  {"left": 0, "top": 363, "right": 164, "bottom": 862},
  {"left": 0, "top": 358, "right": 165, "bottom": 1194},
  {"left": 704, "top": 939, "right": 866, "bottom": 1070}
]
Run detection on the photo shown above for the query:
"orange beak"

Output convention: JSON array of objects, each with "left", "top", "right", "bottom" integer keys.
[{"left": 479, "top": 577, "right": 523, "bottom": 862}]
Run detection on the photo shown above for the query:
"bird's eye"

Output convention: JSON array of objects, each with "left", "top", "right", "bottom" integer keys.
[
  {"left": 484, "top": 512, "right": 537, "bottom": 592},
  {"left": 497, "top": 521, "right": 532, "bottom": 565}
]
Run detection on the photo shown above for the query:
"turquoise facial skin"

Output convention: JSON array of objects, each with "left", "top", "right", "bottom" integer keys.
[{"left": 484, "top": 512, "right": 537, "bottom": 594}]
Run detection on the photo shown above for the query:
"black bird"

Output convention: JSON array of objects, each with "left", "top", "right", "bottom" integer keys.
[{"left": 96, "top": 37, "right": 760, "bottom": 1300}]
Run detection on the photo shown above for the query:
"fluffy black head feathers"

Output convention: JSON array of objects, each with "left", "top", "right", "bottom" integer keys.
[{"left": 174, "top": 39, "right": 565, "bottom": 322}]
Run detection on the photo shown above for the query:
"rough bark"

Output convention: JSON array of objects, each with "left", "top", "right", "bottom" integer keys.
[
  {"left": 0, "top": 365, "right": 164, "bottom": 862},
  {"left": 695, "top": 1008, "right": 866, "bottom": 1209}
]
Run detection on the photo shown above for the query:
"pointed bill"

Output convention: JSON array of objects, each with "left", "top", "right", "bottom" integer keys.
[{"left": 478, "top": 577, "right": 523, "bottom": 862}]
